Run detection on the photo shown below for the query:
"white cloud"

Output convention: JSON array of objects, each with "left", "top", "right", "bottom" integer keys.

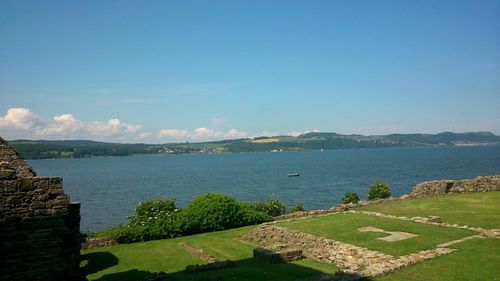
[
  {"left": 0, "top": 107, "right": 146, "bottom": 142},
  {"left": 158, "top": 127, "right": 248, "bottom": 141},
  {"left": 0, "top": 108, "right": 42, "bottom": 130},
  {"left": 226, "top": 128, "right": 248, "bottom": 138},
  {"left": 0, "top": 107, "right": 250, "bottom": 143},
  {"left": 158, "top": 129, "right": 189, "bottom": 139}
]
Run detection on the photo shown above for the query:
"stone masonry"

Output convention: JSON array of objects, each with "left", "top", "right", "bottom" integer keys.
[
  {"left": 411, "top": 175, "right": 500, "bottom": 197},
  {"left": 0, "top": 137, "right": 81, "bottom": 281},
  {"left": 242, "top": 224, "right": 455, "bottom": 278}
]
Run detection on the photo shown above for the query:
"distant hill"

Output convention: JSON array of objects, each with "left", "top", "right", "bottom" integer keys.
[{"left": 8, "top": 131, "right": 500, "bottom": 159}]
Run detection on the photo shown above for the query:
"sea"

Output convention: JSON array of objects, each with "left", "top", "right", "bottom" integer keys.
[{"left": 28, "top": 146, "right": 500, "bottom": 232}]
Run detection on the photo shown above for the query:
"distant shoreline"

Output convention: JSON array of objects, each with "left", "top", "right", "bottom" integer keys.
[
  {"left": 24, "top": 143, "right": 500, "bottom": 161},
  {"left": 9, "top": 131, "right": 499, "bottom": 160}
]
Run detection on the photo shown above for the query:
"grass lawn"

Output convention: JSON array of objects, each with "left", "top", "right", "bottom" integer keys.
[
  {"left": 376, "top": 238, "right": 500, "bottom": 281},
  {"left": 278, "top": 213, "right": 475, "bottom": 256},
  {"left": 359, "top": 191, "right": 500, "bottom": 229},
  {"left": 82, "top": 192, "right": 499, "bottom": 281},
  {"left": 82, "top": 226, "right": 338, "bottom": 281}
]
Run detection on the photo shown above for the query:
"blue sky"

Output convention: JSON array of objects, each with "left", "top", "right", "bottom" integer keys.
[{"left": 1, "top": 0, "right": 499, "bottom": 142}]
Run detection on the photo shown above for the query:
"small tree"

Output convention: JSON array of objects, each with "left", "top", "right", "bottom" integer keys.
[
  {"left": 367, "top": 181, "right": 391, "bottom": 200},
  {"left": 289, "top": 201, "right": 306, "bottom": 213},
  {"left": 251, "top": 198, "right": 287, "bottom": 217},
  {"left": 341, "top": 192, "right": 360, "bottom": 204},
  {"left": 179, "top": 193, "right": 241, "bottom": 234}
]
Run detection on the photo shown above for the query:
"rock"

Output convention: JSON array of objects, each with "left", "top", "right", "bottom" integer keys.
[{"left": 411, "top": 175, "right": 500, "bottom": 197}]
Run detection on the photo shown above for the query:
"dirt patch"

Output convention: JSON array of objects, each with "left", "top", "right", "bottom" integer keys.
[{"left": 357, "top": 226, "right": 418, "bottom": 242}]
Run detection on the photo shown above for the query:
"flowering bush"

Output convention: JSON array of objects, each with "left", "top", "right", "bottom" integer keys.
[
  {"left": 289, "top": 201, "right": 306, "bottom": 213},
  {"left": 250, "top": 198, "right": 287, "bottom": 217},
  {"left": 99, "top": 194, "right": 278, "bottom": 243},
  {"left": 367, "top": 181, "right": 391, "bottom": 200},
  {"left": 128, "top": 198, "right": 177, "bottom": 227},
  {"left": 341, "top": 192, "right": 360, "bottom": 204}
]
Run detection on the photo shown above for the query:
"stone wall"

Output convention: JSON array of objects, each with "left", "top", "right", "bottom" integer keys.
[
  {"left": 0, "top": 137, "right": 81, "bottom": 281},
  {"left": 0, "top": 137, "right": 35, "bottom": 178},
  {"left": 411, "top": 175, "right": 500, "bottom": 197},
  {"left": 242, "top": 224, "right": 454, "bottom": 278}
]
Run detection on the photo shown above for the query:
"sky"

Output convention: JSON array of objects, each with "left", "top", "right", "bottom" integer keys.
[{"left": 1, "top": 0, "right": 499, "bottom": 143}]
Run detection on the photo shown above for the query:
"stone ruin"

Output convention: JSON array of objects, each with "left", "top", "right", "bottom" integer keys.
[
  {"left": 0, "top": 137, "right": 81, "bottom": 281},
  {"left": 411, "top": 175, "right": 500, "bottom": 197}
]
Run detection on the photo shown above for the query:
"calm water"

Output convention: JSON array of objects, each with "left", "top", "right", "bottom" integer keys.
[{"left": 29, "top": 146, "right": 500, "bottom": 232}]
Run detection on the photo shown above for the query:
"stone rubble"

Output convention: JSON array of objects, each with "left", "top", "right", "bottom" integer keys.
[
  {"left": 81, "top": 236, "right": 117, "bottom": 249},
  {"left": 241, "top": 224, "right": 455, "bottom": 278},
  {"left": 411, "top": 175, "right": 500, "bottom": 197}
]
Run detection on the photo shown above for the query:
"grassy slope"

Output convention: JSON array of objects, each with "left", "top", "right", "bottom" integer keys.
[
  {"left": 377, "top": 238, "right": 500, "bottom": 281},
  {"left": 359, "top": 191, "right": 500, "bottom": 229},
  {"left": 82, "top": 192, "right": 499, "bottom": 281},
  {"left": 82, "top": 226, "right": 338, "bottom": 281},
  {"left": 279, "top": 213, "right": 474, "bottom": 256}
]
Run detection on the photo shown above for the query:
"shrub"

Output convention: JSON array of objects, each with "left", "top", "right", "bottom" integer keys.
[
  {"left": 179, "top": 193, "right": 243, "bottom": 234},
  {"left": 251, "top": 198, "right": 287, "bottom": 217},
  {"left": 128, "top": 198, "right": 177, "bottom": 227},
  {"left": 289, "top": 201, "right": 306, "bottom": 213},
  {"left": 101, "top": 198, "right": 181, "bottom": 243},
  {"left": 90, "top": 193, "right": 280, "bottom": 244},
  {"left": 367, "top": 181, "right": 391, "bottom": 200},
  {"left": 341, "top": 192, "right": 360, "bottom": 204},
  {"left": 111, "top": 224, "right": 147, "bottom": 244},
  {"left": 238, "top": 203, "right": 272, "bottom": 225}
]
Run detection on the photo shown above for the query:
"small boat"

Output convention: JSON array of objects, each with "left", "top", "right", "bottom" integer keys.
[{"left": 287, "top": 173, "right": 300, "bottom": 177}]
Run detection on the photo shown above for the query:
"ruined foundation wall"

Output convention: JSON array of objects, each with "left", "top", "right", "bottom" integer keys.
[{"left": 411, "top": 175, "right": 500, "bottom": 197}]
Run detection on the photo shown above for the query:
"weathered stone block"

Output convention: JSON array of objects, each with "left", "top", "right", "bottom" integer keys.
[
  {"left": 18, "top": 178, "right": 34, "bottom": 192},
  {"left": 0, "top": 169, "right": 16, "bottom": 180},
  {"left": 35, "top": 177, "right": 49, "bottom": 190},
  {"left": 47, "top": 198, "right": 68, "bottom": 207},
  {"left": 33, "top": 209, "right": 50, "bottom": 217},
  {"left": 6, "top": 195, "right": 21, "bottom": 205},
  {"left": 51, "top": 206, "right": 68, "bottom": 216},
  {"left": 2, "top": 180, "right": 17, "bottom": 193},
  {"left": 49, "top": 177, "right": 63, "bottom": 189},
  {"left": 30, "top": 201, "right": 47, "bottom": 209}
]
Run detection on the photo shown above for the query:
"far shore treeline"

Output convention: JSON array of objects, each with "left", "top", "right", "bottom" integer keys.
[{"left": 10, "top": 131, "right": 500, "bottom": 160}]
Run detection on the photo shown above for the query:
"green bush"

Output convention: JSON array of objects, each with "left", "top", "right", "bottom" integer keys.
[
  {"left": 128, "top": 198, "right": 177, "bottom": 227},
  {"left": 91, "top": 193, "right": 280, "bottom": 244},
  {"left": 238, "top": 203, "right": 272, "bottom": 225},
  {"left": 251, "top": 198, "right": 287, "bottom": 217},
  {"left": 111, "top": 225, "right": 147, "bottom": 244},
  {"left": 107, "top": 198, "right": 182, "bottom": 243},
  {"left": 367, "top": 181, "right": 391, "bottom": 200},
  {"left": 289, "top": 201, "right": 306, "bottom": 213},
  {"left": 179, "top": 193, "right": 244, "bottom": 234},
  {"left": 341, "top": 192, "right": 360, "bottom": 204}
]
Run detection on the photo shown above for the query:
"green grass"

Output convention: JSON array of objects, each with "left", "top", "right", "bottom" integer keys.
[
  {"left": 279, "top": 213, "right": 475, "bottom": 256},
  {"left": 376, "top": 238, "right": 500, "bottom": 281},
  {"left": 82, "top": 192, "right": 499, "bottom": 281},
  {"left": 82, "top": 238, "right": 204, "bottom": 280},
  {"left": 82, "top": 226, "right": 338, "bottom": 281},
  {"left": 359, "top": 191, "right": 500, "bottom": 229}
]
